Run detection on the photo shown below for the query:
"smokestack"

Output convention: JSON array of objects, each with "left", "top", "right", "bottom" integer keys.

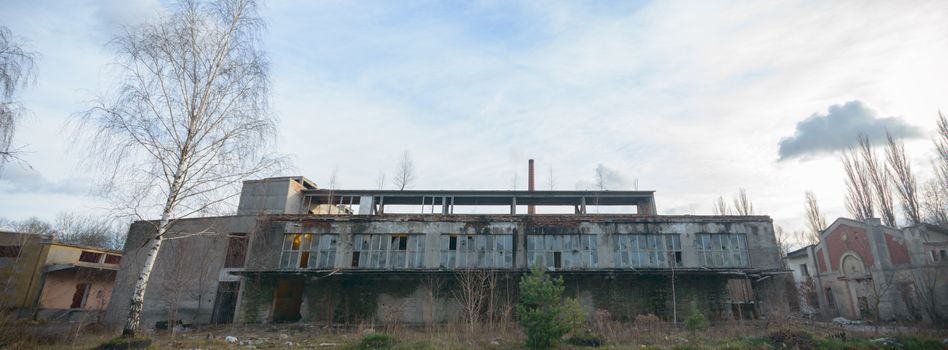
[{"left": 528, "top": 159, "right": 536, "bottom": 214}]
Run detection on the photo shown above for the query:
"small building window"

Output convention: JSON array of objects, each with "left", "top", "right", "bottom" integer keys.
[
  {"left": 800, "top": 264, "right": 809, "bottom": 277},
  {"left": 0, "top": 245, "right": 21, "bottom": 258},
  {"left": 79, "top": 251, "right": 103, "bottom": 263},
  {"left": 71, "top": 283, "right": 90, "bottom": 308},
  {"left": 223, "top": 234, "right": 248, "bottom": 268},
  {"left": 104, "top": 254, "right": 121, "bottom": 264}
]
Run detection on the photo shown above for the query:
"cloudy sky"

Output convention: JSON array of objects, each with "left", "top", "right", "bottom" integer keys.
[{"left": 1, "top": 0, "right": 947, "bottom": 238}]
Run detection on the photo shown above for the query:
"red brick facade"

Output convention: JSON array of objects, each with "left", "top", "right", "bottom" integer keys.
[
  {"left": 824, "top": 224, "right": 873, "bottom": 272},
  {"left": 884, "top": 233, "right": 910, "bottom": 265}
]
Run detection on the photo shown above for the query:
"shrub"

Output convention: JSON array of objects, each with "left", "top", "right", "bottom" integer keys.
[
  {"left": 517, "top": 265, "right": 584, "bottom": 349},
  {"left": 359, "top": 333, "right": 395, "bottom": 349},
  {"left": 97, "top": 336, "right": 153, "bottom": 350},
  {"left": 768, "top": 329, "right": 815, "bottom": 349},
  {"left": 684, "top": 310, "right": 707, "bottom": 332},
  {"left": 567, "top": 330, "right": 606, "bottom": 347}
]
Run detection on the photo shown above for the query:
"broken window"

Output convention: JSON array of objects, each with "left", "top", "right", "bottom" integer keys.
[
  {"left": 71, "top": 283, "right": 90, "bottom": 308},
  {"left": 223, "top": 234, "right": 248, "bottom": 268},
  {"left": 613, "top": 234, "right": 680, "bottom": 268},
  {"left": 528, "top": 234, "right": 598, "bottom": 269},
  {"left": 0, "top": 245, "right": 21, "bottom": 258},
  {"left": 104, "top": 254, "right": 121, "bottom": 265},
  {"left": 695, "top": 233, "right": 749, "bottom": 268},
  {"left": 280, "top": 233, "right": 336, "bottom": 269},
  {"left": 79, "top": 251, "right": 103, "bottom": 263},
  {"left": 350, "top": 234, "right": 425, "bottom": 269},
  {"left": 440, "top": 234, "right": 513, "bottom": 268}
]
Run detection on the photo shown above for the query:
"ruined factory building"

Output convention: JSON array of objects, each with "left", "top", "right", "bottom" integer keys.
[{"left": 105, "top": 175, "right": 790, "bottom": 329}]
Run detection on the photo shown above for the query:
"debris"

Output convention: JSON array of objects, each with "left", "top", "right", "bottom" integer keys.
[
  {"left": 832, "top": 317, "right": 863, "bottom": 325},
  {"left": 318, "top": 342, "right": 339, "bottom": 346},
  {"left": 225, "top": 336, "right": 238, "bottom": 344},
  {"left": 279, "top": 333, "right": 289, "bottom": 339},
  {"left": 870, "top": 338, "right": 900, "bottom": 347}
]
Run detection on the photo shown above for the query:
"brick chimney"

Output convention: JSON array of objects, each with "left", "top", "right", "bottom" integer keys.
[{"left": 528, "top": 159, "right": 536, "bottom": 214}]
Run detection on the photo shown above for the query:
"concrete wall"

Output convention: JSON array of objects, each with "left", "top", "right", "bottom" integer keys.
[
  {"left": 0, "top": 231, "right": 49, "bottom": 309},
  {"left": 105, "top": 216, "right": 259, "bottom": 329},
  {"left": 236, "top": 177, "right": 307, "bottom": 215}
]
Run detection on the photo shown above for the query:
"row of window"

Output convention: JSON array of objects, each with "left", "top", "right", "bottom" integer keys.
[{"left": 277, "top": 233, "right": 751, "bottom": 270}]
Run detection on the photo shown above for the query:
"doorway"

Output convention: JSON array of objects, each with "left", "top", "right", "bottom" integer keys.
[{"left": 271, "top": 278, "right": 304, "bottom": 322}]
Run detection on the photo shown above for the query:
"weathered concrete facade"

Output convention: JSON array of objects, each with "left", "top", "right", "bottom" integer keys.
[{"left": 106, "top": 176, "right": 790, "bottom": 330}]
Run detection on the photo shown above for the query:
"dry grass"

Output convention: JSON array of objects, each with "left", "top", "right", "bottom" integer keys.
[{"left": 0, "top": 317, "right": 945, "bottom": 349}]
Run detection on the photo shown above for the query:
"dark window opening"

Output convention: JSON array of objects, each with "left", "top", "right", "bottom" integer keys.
[
  {"left": 941, "top": 250, "right": 947, "bottom": 260},
  {"left": 399, "top": 237, "right": 408, "bottom": 250},
  {"left": 299, "top": 252, "right": 310, "bottom": 268},
  {"left": 0, "top": 245, "right": 21, "bottom": 258},
  {"left": 79, "top": 251, "right": 102, "bottom": 263},
  {"left": 800, "top": 264, "right": 809, "bottom": 277},
  {"left": 104, "top": 254, "right": 121, "bottom": 264},
  {"left": 211, "top": 281, "right": 240, "bottom": 324},
  {"left": 449, "top": 236, "right": 457, "bottom": 250},
  {"left": 224, "top": 235, "right": 249, "bottom": 268},
  {"left": 553, "top": 252, "right": 562, "bottom": 268},
  {"left": 71, "top": 283, "right": 90, "bottom": 308},
  {"left": 351, "top": 252, "right": 361, "bottom": 267},
  {"left": 674, "top": 252, "right": 682, "bottom": 264}
]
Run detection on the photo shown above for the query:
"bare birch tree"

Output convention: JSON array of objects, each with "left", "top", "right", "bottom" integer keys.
[
  {"left": 80, "top": 0, "right": 279, "bottom": 336},
  {"left": 842, "top": 146, "right": 874, "bottom": 220},
  {"left": 733, "top": 188, "right": 754, "bottom": 216},
  {"left": 885, "top": 133, "right": 922, "bottom": 226},
  {"left": 594, "top": 164, "right": 607, "bottom": 191},
  {"left": 392, "top": 150, "right": 415, "bottom": 190},
  {"left": 804, "top": 191, "right": 826, "bottom": 245},
  {"left": 0, "top": 25, "right": 36, "bottom": 174},
  {"left": 375, "top": 170, "right": 386, "bottom": 190},
  {"left": 859, "top": 135, "right": 897, "bottom": 226},
  {"left": 547, "top": 165, "right": 555, "bottom": 190},
  {"left": 712, "top": 196, "right": 729, "bottom": 215}
]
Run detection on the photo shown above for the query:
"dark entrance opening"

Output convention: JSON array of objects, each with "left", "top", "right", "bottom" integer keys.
[
  {"left": 272, "top": 278, "right": 304, "bottom": 322},
  {"left": 211, "top": 281, "right": 240, "bottom": 324}
]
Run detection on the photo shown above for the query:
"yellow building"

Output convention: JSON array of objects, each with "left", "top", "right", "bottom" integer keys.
[{"left": 0, "top": 230, "right": 121, "bottom": 316}]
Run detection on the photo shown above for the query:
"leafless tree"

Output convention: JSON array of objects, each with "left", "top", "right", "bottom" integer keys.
[
  {"left": 392, "top": 150, "right": 415, "bottom": 190},
  {"left": 453, "top": 268, "right": 493, "bottom": 333},
  {"left": 733, "top": 188, "right": 754, "bottom": 216},
  {"left": 935, "top": 112, "right": 948, "bottom": 187},
  {"left": 375, "top": 170, "right": 386, "bottom": 190},
  {"left": 547, "top": 165, "right": 555, "bottom": 190},
  {"left": 712, "top": 196, "right": 730, "bottom": 215},
  {"left": 0, "top": 25, "right": 36, "bottom": 175},
  {"left": 885, "top": 133, "right": 922, "bottom": 226},
  {"left": 921, "top": 179, "right": 948, "bottom": 225},
  {"left": 866, "top": 269, "right": 897, "bottom": 322},
  {"left": 804, "top": 191, "right": 827, "bottom": 245},
  {"left": 842, "top": 146, "right": 875, "bottom": 220},
  {"left": 79, "top": 0, "right": 280, "bottom": 336},
  {"left": 594, "top": 164, "right": 607, "bottom": 191},
  {"left": 859, "top": 135, "right": 897, "bottom": 226},
  {"left": 911, "top": 264, "right": 945, "bottom": 323},
  {"left": 421, "top": 274, "right": 445, "bottom": 330}
]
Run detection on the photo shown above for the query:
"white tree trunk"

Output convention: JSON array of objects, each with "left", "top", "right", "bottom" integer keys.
[{"left": 122, "top": 213, "right": 168, "bottom": 336}]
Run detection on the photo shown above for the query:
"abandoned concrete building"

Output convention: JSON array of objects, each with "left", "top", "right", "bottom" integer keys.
[
  {"left": 106, "top": 170, "right": 791, "bottom": 329},
  {"left": 785, "top": 218, "right": 948, "bottom": 324}
]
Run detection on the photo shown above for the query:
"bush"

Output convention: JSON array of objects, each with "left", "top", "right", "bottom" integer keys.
[
  {"left": 567, "top": 330, "right": 606, "bottom": 347},
  {"left": 359, "top": 333, "right": 395, "bottom": 349},
  {"left": 517, "top": 265, "right": 584, "bottom": 349},
  {"left": 684, "top": 310, "right": 707, "bottom": 332},
  {"left": 768, "top": 329, "right": 815, "bottom": 349},
  {"left": 98, "top": 336, "right": 153, "bottom": 350}
]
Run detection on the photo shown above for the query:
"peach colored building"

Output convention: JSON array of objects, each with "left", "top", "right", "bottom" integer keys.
[{"left": 0, "top": 231, "right": 121, "bottom": 317}]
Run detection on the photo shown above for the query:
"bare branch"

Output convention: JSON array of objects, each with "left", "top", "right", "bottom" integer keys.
[
  {"left": 733, "top": 188, "right": 754, "bottom": 216},
  {"left": 803, "top": 191, "right": 826, "bottom": 245},
  {"left": 859, "top": 135, "right": 896, "bottom": 226},
  {"left": 712, "top": 196, "right": 729, "bottom": 215},
  {"left": 885, "top": 133, "right": 921, "bottom": 226},
  {"left": 392, "top": 150, "right": 415, "bottom": 191}
]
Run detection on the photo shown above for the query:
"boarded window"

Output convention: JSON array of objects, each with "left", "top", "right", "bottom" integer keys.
[
  {"left": 223, "top": 234, "right": 248, "bottom": 268},
  {"left": 104, "top": 254, "right": 121, "bottom": 264},
  {"left": 79, "top": 251, "right": 102, "bottom": 263},
  {"left": 0, "top": 245, "right": 21, "bottom": 258}
]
